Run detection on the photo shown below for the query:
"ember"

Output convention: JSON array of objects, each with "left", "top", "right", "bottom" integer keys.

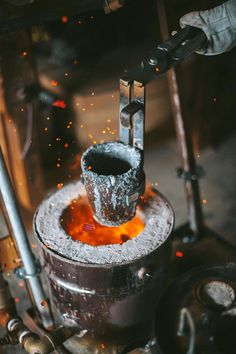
[{"left": 61, "top": 196, "right": 144, "bottom": 246}]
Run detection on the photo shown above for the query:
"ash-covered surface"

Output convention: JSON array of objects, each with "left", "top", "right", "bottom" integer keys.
[
  {"left": 34, "top": 181, "right": 174, "bottom": 265},
  {"left": 81, "top": 142, "right": 144, "bottom": 226}
]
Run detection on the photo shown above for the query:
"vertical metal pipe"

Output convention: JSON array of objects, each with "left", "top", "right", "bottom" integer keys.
[
  {"left": 156, "top": 0, "right": 204, "bottom": 237},
  {"left": 0, "top": 146, "right": 53, "bottom": 329}
]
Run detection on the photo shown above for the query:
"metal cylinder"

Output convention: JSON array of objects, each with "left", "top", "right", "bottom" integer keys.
[
  {"left": 81, "top": 142, "right": 145, "bottom": 226},
  {"left": 34, "top": 181, "right": 174, "bottom": 353}
]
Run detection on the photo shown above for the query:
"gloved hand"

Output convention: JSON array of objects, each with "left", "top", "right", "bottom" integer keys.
[{"left": 180, "top": 0, "right": 236, "bottom": 55}]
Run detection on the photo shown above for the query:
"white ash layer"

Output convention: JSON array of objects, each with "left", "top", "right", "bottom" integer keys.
[{"left": 34, "top": 181, "right": 174, "bottom": 265}]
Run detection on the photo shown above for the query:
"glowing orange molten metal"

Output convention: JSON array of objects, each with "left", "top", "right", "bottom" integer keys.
[{"left": 61, "top": 197, "right": 144, "bottom": 246}]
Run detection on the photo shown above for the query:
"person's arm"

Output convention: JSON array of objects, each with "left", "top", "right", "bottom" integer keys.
[{"left": 180, "top": 0, "right": 236, "bottom": 55}]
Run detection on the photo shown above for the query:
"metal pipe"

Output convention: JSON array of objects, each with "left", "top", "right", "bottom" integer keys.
[
  {"left": 0, "top": 146, "right": 53, "bottom": 329},
  {"left": 4, "top": 318, "right": 76, "bottom": 354},
  {"left": 156, "top": 0, "right": 204, "bottom": 238}
]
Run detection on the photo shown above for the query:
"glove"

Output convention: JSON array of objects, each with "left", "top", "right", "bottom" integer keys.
[{"left": 180, "top": 0, "right": 236, "bottom": 55}]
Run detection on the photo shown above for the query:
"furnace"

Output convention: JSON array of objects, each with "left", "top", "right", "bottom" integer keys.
[{"left": 34, "top": 181, "right": 174, "bottom": 353}]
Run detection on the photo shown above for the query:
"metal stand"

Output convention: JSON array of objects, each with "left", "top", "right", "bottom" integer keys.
[
  {"left": 0, "top": 146, "right": 53, "bottom": 330},
  {"left": 155, "top": 0, "right": 236, "bottom": 272}
]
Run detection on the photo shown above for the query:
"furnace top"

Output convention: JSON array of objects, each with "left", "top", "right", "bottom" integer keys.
[{"left": 34, "top": 181, "right": 174, "bottom": 265}]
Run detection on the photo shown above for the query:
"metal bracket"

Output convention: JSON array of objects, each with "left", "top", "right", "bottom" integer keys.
[
  {"left": 176, "top": 166, "right": 205, "bottom": 181},
  {"left": 119, "top": 79, "right": 146, "bottom": 151},
  {"left": 14, "top": 260, "right": 41, "bottom": 280}
]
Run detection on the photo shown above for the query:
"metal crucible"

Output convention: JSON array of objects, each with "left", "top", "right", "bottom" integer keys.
[{"left": 81, "top": 141, "right": 145, "bottom": 226}]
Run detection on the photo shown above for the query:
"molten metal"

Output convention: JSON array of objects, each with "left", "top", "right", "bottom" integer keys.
[{"left": 61, "top": 196, "right": 145, "bottom": 246}]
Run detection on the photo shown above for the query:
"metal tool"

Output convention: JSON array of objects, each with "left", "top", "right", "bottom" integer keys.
[{"left": 119, "top": 24, "right": 207, "bottom": 234}]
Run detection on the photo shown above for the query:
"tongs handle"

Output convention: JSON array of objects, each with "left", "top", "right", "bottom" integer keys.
[{"left": 170, "top": 26, "right": 208, "bottom": 60}]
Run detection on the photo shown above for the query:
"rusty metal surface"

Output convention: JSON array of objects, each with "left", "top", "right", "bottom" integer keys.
[{"left": 0, "top": 235, "right": 21, "bottom": 273}]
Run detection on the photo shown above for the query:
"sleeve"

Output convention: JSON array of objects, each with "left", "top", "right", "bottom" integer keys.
[{"left": 179, "top": 0, "right": 236, "bottom": 55}]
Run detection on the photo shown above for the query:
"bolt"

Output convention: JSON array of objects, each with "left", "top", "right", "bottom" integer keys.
[{"left": 148, "top": 57, "right": 158, "bottom": 66}]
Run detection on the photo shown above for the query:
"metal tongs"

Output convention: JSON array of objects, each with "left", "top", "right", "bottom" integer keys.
[{"left": 119, "top": 26, "right": 207, "bottom": 150}]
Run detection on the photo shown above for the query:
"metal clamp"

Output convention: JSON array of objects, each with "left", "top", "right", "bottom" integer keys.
[
  {"left": 14, "top": 260, "right": 41, "bottom": 280},
  {"left": 177, "top": 166, "right": 205, "bottom": 181},
  {"left": 119, "top": 79, "right": 146, "bottom": 151}
]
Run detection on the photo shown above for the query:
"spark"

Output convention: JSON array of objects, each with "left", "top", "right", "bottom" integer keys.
[
  {"left": 61, "top": 16, "right": 69, "bottom": 23},
  {"left": 57, "top": 183, "right": 64, "bottom": 190},
  {"left": 52, "top": 100, "right": 66, "bottom": 109},
  {"left": 44, "top": 127, "right": 48, "bottom": 132},
  {"left": 50, "top": 80, "right": 59, "bottom": 87},
  {"left": 64, "top": 143, "right": 69, "bottom": 148},
  {"left": 176, "top": 250, "right": 184, "bottom": 258},
  {"left": 21, "top": 51, "right": 28, "bottom": 57},
  {"left": 202, "top": 199, "right": 208, "bottom": 205}
]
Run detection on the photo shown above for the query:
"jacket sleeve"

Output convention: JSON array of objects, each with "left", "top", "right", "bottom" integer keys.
[{"left": 180, "top": 0, "right": 236, "bottom": 55}]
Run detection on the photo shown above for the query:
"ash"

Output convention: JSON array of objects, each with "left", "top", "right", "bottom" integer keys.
[{"left": 34, "top": 181, "right": 174, "bottom": 265}]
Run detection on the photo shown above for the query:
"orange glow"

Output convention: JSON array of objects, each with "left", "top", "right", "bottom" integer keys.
[
  {"left": 50, "top": 80, "right": 59, "bottom": 87},
  {"left": 20, "top": 51, "right": 28, "bottom": 57},
  {"left": 175, "top": 251, "right": 184, "bottom": 258},
  {"left": 61, "top": 197, "right": 145, "bottom": 246},
  {"left": 52, "top": 100, "right": 66, "bottom": 109},
  {"left": 61, "top": 16, "right": 69, "bottom": 23}
]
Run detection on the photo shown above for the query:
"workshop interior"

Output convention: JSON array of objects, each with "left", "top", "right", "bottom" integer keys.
[{"left": 0, "top": 0, "right": 236, "bottom": 353}]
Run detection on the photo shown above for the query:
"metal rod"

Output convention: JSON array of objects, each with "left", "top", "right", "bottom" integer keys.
[
  {"left": 156, "top": 0, "right": 204, "bottom": 237},
  {"left": 0, "top": 146, "right": 53, "bottom": 329}
]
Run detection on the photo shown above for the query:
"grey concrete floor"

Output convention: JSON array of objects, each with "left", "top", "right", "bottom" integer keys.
[{"left": 1, "top": 132, "right": 236, "bottom": 353}]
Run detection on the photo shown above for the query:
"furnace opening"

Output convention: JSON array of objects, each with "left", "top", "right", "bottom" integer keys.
[{"left": 61, "top": 196, "right": 145, "bottom": 246}]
